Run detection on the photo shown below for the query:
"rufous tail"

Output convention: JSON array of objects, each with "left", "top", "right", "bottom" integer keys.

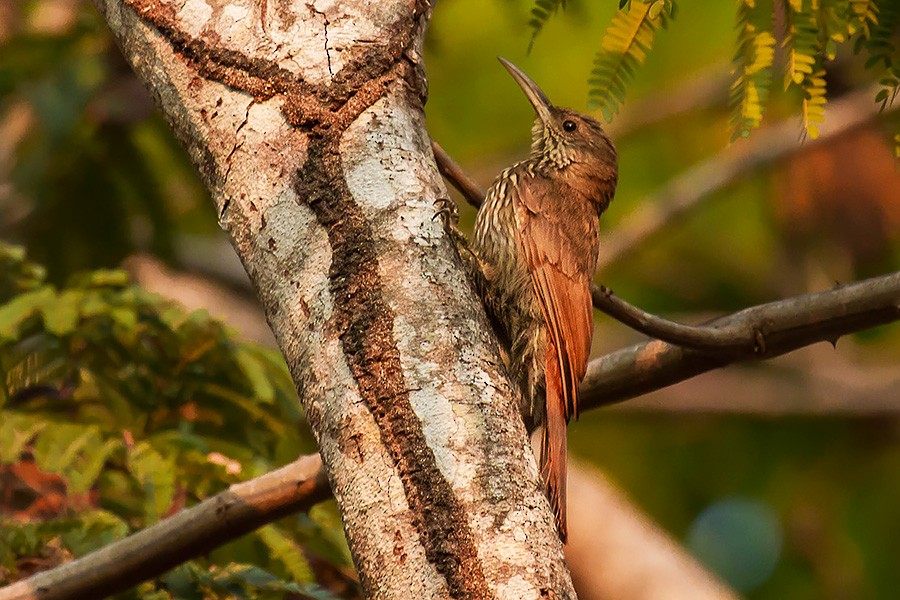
[{"left": 541, "top": 350, "right": 568, "bottom": 543}]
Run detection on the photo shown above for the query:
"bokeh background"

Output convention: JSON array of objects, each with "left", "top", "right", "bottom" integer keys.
[{"left": 2, "top": 0, "right": 900, "bottom": 598}]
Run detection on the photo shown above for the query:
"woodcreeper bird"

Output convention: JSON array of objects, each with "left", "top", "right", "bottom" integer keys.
[{"left": 472, "top": 58, "right": 618, "bottom": 543}]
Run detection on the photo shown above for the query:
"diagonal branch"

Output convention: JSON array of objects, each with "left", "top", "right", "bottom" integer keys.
[
  {"left": 0, "top": 455, "right": 329, "bottom": 600},
  {"left": 580, "top": 271, "right": 900, "bottom": 410}
]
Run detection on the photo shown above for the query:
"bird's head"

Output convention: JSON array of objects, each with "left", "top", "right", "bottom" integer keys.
[{"left": 498, "top": 57, "right": 617, "bottom": 176}]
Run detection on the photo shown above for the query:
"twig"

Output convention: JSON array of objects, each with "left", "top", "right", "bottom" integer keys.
[
  {"left": 591, "top": 284, "right": 749, "bottom": 350},
  {"left": 432, "top": 141, "right": 484, "bottom": 208},
  {"left": 0, "top": 455, "right": 329, "bottom": 600},
  {"left": 580, "top": 271, "right": 900, "bottom": 411}
]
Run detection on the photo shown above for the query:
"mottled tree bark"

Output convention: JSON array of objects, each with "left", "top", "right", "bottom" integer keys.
[{"left": 90, "top": 0, "right": 574, "bottom": 597}]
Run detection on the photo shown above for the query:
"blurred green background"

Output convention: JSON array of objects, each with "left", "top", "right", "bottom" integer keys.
[{"left": 2, "top": 0, "right": 900, "bottom": 598}]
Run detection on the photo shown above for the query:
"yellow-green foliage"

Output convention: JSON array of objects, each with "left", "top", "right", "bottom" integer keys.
[
  {"left": 527, "top": 0, "right": 898, "bottom": 143},
  {"left": 0, "top": 243, "right": 349, "bottom": 599},
  {"left": 589, "top": 1, "right": 677, "bottom": 122},
  {"left": 736, "top": 0, "right": 897, "bottom": 140},
  {"left": 528, "top": 0, "right": 567, "bottom": 52},
  {"left": 731, "top": 0, "right": 776, "bottom": 140}
]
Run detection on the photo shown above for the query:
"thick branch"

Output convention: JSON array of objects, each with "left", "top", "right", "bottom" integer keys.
[
  {"left": 580, "top": 272, "right": 900, "bottom": 409},
  {"left": 0, "top": 456, "right": 329, "bottom": 600},
  {"left": 90, "top": 0, "right": 575, "bottom": 597}
]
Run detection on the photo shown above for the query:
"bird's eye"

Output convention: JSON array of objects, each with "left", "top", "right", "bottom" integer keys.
[{"left": 562, "top": 120, "right": 577, "bottom": 132}]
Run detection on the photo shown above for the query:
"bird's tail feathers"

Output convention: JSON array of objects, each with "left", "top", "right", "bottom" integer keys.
[{"left": 541, "top": 350, "right": 568, "bottom": 543}]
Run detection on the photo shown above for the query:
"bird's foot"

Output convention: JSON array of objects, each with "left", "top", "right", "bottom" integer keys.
[
  {"left": 433, "top": 197, "right": 471, "bottom": 255},
  {"left": 433, "top": 197, "right": 460, "bottom": 230},
  {"left": 432, "top": 197, "right": 487, "bottom": 289}
]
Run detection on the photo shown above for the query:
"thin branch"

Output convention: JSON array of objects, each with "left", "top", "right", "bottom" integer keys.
[
  {"left": 580, "top": 271, "right": 900, "bottom": 410},
  {"left": 592, "top": 284, "right": 752, "bottom": 350},
  {"left": 0, "top": 455, "right": 329, "bottom": 600},
  {"left": 432, "top": 141, "right": 484, "bottom": 208}
]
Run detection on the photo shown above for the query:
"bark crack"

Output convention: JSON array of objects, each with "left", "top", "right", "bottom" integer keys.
[
  {"left": 308, "top": 3, "right": 334, "bottom": 78},
  {"left": 223, "top": 100, "right": 253, "bottom": 186}
]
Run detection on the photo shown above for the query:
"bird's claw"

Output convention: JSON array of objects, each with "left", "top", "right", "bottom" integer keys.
[
  {"left": 433, "top": 197, "right": 480, "bottom": 276},
  {"left": 433, "top": 197, "right": 460, "bottom": 231}
]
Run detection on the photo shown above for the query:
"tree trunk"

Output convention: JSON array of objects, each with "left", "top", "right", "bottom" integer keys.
[{"left": 91, "top": 0, "right": 575, "bottom": 597}]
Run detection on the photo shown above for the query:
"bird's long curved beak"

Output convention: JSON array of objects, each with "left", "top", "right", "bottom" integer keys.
[{"left": 498, "top": 57, "right": 554, "bottom": 125}]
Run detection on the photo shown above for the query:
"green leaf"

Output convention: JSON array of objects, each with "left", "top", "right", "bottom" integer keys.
[
  {"left": 202, "top": 383, "right": 288, "bottom": 436},
  {"left": 110, "top": 305, "right": 138, "bottom": 332},
  {"left": 43, "top": 289, "right": 82, "bottom": 336},
  {"left": 729, "top": 0, "right": 776, "bottom": 140},
  {"left": 528, "top": 0, "right": 567, "bottom": 52},
  {"left": 0, "top": 412, "right": 47, "bottom": 462},
  {"left": 0, "top": 286, "right": 55, "bottom": 341},
  {"left": 75, "top": 269, "right": 130, "bottom": 289},
  {"left": 68, "top": 438, "right": 121, "bottom": 495},
  {"left": 588, "top": 1, "right": 674, "bottom": 120},
  {"left": 0, "top": 243, "right": 46, "bottom": 302},
  {"left": 61, "top": 510, "right": 130, "bottom": 555},
  {"left": 235, "top": 346, "right": 275, "bottom": 404},
  {"left": 128, "top": 441, "right": 177, "bottom": 522},
  {"left": 257, "top": 524, "right": 314, "bottom": 584},
  {"left": 33, "top": 422, "right": 100, "bottom": 475}
]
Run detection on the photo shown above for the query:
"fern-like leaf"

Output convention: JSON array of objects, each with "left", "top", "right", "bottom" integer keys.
[
  {"left": 782, "top": 1, "right": 828, "bottom": 139},
  {"left": 257, "top": 524, "right": 315, "bottom": 584},
  {"left": 730, "top": 0, "right": 776, "bottom": 140},
  {"left": 589, "top": 0, "right": 676, "bottom": 121},
  {"left": 847, "top": 0, "right": 878, "bottom": 38},
  {"left": 528, "top": 0, "right": 567, "bottom": 52},
  {"left": 858, "top": 0, "right": 900, "bottom": 110},
  {"left": 783, "top": 1, "right": 821, "bottom": 86},
  {"left": 818, "top": 0, "right": 852, "bottom": 60},
  {"left": 802, "top": 69, "right": 828, "bottom": 138}
]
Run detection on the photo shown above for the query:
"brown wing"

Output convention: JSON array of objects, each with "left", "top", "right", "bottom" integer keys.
[
  {"left": 514, "top": 175, "right": 598, "bottom": 542},
  {"left": 515, "top": 176, "right": 597, "bottom": 418}
]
